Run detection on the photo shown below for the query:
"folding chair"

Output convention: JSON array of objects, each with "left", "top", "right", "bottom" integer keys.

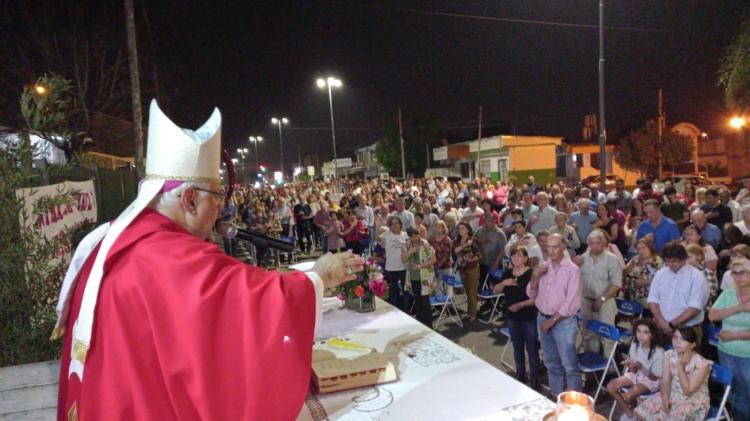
[
  {"left": 706, "top": 363, "right": 733, "bottom": 421},
  {"left": 607, "top": 367, "right": 658, "bottom": 420},
  {"left": 431, "top": 273, "right": 464, "bottom": 329},
  {"left": 497, "top": 324, "right": 514, "bottom": 370},
  {"left": 577, "top": 320, "right": 622, "bottom": 403},
  {"left": 477, "top": 269, "right": 504, "bottom": 325},
  {"left": 615, "top": 298, "right": 644, "bottom": 342},
  {"left": 708, "top": 325, "right": 721, "bottom": 348},
  {"left": 279, "top": 235, "right": 298, "bottom": 265}
]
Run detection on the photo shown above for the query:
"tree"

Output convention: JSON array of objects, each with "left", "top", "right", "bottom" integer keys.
[
  {"left": 616, "top": 119, "right": 693, "bottom": 177},
  {"left": 375, "top": 115, "right": 440, "bottom": 177},
  {"left": 718, "top": 19, "right": 750, "bottom": 111}
]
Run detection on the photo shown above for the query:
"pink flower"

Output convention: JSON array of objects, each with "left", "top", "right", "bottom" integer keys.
[
  {"left": 336, "top": 293, "right": 345, "bottom": 301},
  {"left": 369, "top": 279, "right": 387, "bottom": 298}
]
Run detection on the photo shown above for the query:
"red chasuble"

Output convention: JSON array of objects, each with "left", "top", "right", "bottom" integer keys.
[{"left": 57, "top": 209, "right": 315, "bottom": 420}]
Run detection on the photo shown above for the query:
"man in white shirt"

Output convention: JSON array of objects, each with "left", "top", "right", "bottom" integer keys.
[
  {"left": 388, "top": 197, "right": 415, "bottom": 230},
  {"left": 647, "top": 242, "right": 708, "bottom": 337},
  {"left": 461, "top": 197, "right": 485, "bottom": 232}
]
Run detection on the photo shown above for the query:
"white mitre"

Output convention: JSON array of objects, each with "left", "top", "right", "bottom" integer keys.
[{"left": 52, "top": 100, "right": 221, "bottom": 382}]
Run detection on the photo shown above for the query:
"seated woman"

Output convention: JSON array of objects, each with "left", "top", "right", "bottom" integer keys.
[
  {"left": 632, "top": 327, "right": 712, "bottom": 421},
  {"left": 606, "top": 318, "right": 664, "bottom": 420},
  {"left": 492, "top": 245, "right": 539, "bottom": 389}
]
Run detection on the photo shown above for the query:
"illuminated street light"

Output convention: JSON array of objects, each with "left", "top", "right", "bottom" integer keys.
[
  {"left": 249, "top": 136, "right": 263, "bottom": 171},
  {"left": 34, "top": 84, "right": 47, "bottom": 95},
  {"left": 316, "top": 76, "right": 342, "bottom": 179},
  {"left": 271, "top": 117, "right": 289, "bottom": 176},
  {"left": 730, "top": 116, "right": 746, "bottom": 129}
]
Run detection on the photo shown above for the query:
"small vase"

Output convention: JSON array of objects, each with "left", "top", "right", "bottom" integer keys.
[{"left": 345, "top": 291, "right": 375, "bottom": 312}]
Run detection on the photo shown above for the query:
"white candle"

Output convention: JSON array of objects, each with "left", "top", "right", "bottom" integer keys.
[{"left": 557, "top": 404, "right": 590, "bottom": 421}]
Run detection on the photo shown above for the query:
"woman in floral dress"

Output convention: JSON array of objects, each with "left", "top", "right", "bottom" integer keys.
[
  {"left": 633, "top": 327, "right": 712, "bottom": 421},
  {"left": 623, "top": 238, "right": 663, "bottom": 307}
]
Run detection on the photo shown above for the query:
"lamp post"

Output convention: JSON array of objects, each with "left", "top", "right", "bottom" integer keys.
[
  {"left": 316, "top": 76, "right": 342, "bottom": 179},
  {"left": 271, "top": 117, "right": 289, "bottom": 177},
  {"left": 249, "top": 136, "right": 263, "bottom": 171}
]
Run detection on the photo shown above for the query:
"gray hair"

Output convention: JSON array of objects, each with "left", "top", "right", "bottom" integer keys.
[
  {"left": 149, "top": 181, "right": 214, "bottom": 212},
  {"left": 587, "top": 229, "right": 606, "bottom": 243}
]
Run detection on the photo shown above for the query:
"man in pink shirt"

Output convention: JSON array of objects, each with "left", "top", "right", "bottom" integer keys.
[{"left": 527, "top": 233, "right": 582, "bottom": 394}]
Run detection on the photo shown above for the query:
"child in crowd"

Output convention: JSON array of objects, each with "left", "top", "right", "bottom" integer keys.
[{"left": 606, "top": 318, "right": 664, "bottom": 421}]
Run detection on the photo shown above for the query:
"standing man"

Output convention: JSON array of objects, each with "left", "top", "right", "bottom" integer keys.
[
  {"left": 689, "top": 209, "right": 722, "bottom": 251},
  {"left": 520, "top": 191, "right": 539, "bottom": 223},
  {"left": 701, "top": 188, "right": 733, "bottom": 229},
  {"left": 578, "top": 230, "right": 622, "bottom": 356},
  {"left": 568, "top": 200, "right": 597, "bottom": 255},
  {"left": 636, "top": 199, "right": 681, "bottom": 253},
  {"left": 527, "top": 233, "right": 582, "bottom": 395},
  {"left": 272, "top": 198, "right": 294, "bottom": 237},
  {"left": 354, "top": 195, "right": 375, "bottom": 241},
  {"left": 606, "top": 179, "right": 633, "bottom": 213},
  {"left": 389, "top": 196, "right": 415, "bottom": 230},
  {"left": 529, "top": 192, "right": 559, "bottom": 235},
  {"left": 461, "top": 197, "right": 485, "bottom": 232},
  {"left": 647, "top": 242, "right": 708, "bottom": 338},
  {"left": 660, "top": 187, "right": 690, "bottom": 229},
  {"left": 474, "top": 213, "right": 507, "bottom": 291},
  {"left": 54, "top": 101, "right": 363, "bottom": 420}
]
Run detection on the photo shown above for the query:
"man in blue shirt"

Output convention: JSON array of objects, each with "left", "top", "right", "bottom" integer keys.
[
  {"left": 636, "top": 199, "right": 681, "bottom": 252},
  {"left": 568, "top": 200, "right": 597, "bottom": 254},
  {"left": 689, "top": 208, "right": 722, "bottom": 251}
]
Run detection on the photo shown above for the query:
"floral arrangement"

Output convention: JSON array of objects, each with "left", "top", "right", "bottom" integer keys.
[{"left": 336, "top": 256, "right": 388, "bottom": 301}]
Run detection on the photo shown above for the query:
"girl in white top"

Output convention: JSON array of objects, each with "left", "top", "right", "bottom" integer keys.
[{"left": 606, "top": 318, "right": 664, "bottom": 420}]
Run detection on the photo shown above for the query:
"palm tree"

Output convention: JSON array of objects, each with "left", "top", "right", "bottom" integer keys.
[{"left": 718, "top": 20, "right": 750, "bottom": 111}]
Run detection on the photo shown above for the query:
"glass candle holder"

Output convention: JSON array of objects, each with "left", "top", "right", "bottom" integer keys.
[{"left": 555, "top": 391, "right": 595, "bottom": 421}]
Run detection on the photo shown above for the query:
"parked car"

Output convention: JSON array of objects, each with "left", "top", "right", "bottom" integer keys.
[
  {"left": 652, "top": 174, "right": 713, "bottom": 193},
  {"left": 578, "top": 175, "right": 623, "bottom": 190}
]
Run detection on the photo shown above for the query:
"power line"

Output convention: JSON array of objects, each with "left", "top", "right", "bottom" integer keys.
[{"left": 338, "top": 2, "right": 668, "bottom": 33}]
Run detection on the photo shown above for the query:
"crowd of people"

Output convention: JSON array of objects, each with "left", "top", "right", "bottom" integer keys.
[{"left": 225, "top": 174, "right": 750, "bottom": 421}]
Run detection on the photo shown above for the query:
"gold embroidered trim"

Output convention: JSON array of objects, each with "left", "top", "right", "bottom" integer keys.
[
  {"left": 144, "top": 173, "right": 219, "bottom": 183},
  {"left": 68, "top": 401, "right": 79, "bottom": 421},
  {"left": 72, "top": 339, "right": 88, "bottom": 362},
  {"left": 50, "top": 326, "right": 66, "bottom": 341}
]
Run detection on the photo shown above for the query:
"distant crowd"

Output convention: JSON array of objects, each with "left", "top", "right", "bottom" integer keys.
[{"left": 225, "top": 174, "right": 750, "bottom": 421}]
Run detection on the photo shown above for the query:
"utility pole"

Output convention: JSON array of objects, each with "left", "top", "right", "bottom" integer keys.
[
  {"left": 399, "top": 108, "right": 406, "bottom": 179},
  {"left": 598, "top": 0, "right": 607, "bottom": 193},
  {"left": 658, "top": 89, "right": 664, "bottom": 178},
  {"left": 124, "top": 0, "right": 144, "bottom": 178},
  {"left": 476, "top": 106, "right": 483, "bottom": 179}
]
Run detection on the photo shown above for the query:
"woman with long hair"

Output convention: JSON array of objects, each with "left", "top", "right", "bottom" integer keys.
[
  {"left": 430, "top": 221, "right": 453, "bottom": 294},
  {"left": 493, "top": 245, "right": 539, "bottom": 388},
  {"left": 454, "top": 222, "right": 481, "bottom": 324}
]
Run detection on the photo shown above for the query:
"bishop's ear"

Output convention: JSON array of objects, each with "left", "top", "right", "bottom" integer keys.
[{"left": 181, "top": 188, "right": 198, "bottom": 212}]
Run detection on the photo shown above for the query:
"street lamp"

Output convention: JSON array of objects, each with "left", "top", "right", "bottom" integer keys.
[
  {"left": 249, "top": 136, "right": 263, "bottom": 171},
  {"left": 271, "top": 117, "right": 289, "bottom": 176},
  {"left": 316, "top": 76, "right": 342, "bottom": 179},
  {"left": 730, "top": 116, "right": 746, "bottom": 129},
  {"left": 34, "top": 84, "right": 47, "bottom": 95}
]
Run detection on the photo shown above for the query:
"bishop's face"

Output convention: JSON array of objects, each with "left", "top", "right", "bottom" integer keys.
[{"left": 185, "top": 184, "right": 223, "bottom": 240}]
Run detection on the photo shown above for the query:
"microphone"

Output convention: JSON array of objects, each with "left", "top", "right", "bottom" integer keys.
[{"left": 216, "top": 222, "right": 296, "bottom": 253}]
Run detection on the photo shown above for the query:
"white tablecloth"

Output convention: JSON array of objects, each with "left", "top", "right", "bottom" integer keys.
[{"left": 298, "top": 298, "right": 554, "bottom": 421}]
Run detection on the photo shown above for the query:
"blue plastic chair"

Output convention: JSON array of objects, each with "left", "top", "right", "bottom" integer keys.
[
  {"left": 578, "top": 320, "right": 622, "bottom": 403},
  {"left": 615, "top": 298, "right": 644, "bottom": 341},
  {"left": 708, "top": 325, "right": 721, "bottom": 348},
  {"left": 477, "top": 269, "right": 504, "bottom": 324},
  {"left": 705, "top": 363, "right": 733, "bottom": 421},
  {"left": 430, "top": 273, "right": 464, "bottom": 329}
]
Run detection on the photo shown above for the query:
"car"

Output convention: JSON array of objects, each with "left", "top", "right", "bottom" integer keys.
[
  {"left": 652, "top": 174, "right": 713, "bottom": 193},
  {"left": 578, "top": 175, "right": 624, "bottom": 190}
]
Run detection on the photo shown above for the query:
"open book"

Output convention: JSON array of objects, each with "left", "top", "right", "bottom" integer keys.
[{"left": 311, "top": 342, "right": 398, "bottom": 394}]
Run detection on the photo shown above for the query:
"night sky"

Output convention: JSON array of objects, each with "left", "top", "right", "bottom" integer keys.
[{"left": 2, "top": 1, "right": 748, "bottom": 170}]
